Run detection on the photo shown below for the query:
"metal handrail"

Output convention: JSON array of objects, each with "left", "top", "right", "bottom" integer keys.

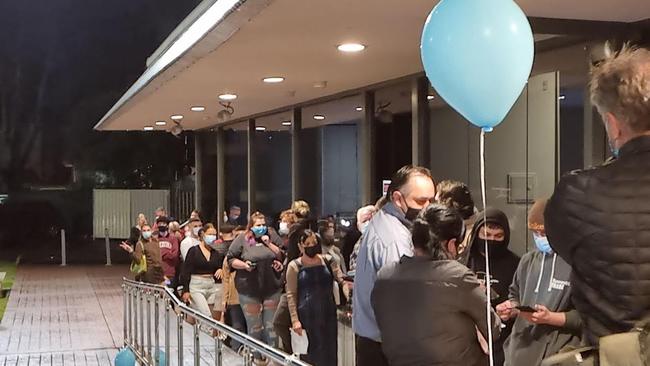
[{"left": 122, "top": 278, "right": 310, "bottom": 366}]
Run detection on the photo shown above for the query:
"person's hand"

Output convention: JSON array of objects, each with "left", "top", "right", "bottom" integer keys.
[
  {"left": 120, "top": 241, "right": 134, "bottom": 253},
  {"left": 261, "top": 235, "right": 270, "bottom": 245},
  {"left": 292, "top": 321, "right": 303, "bottom": 336},
  {"left": 496, "top": 300, "right": 518, "bottom": 321},
  {"left": 181, "top": 292, "right": 191, "bottom": 304},
  {"left": 342, "top": 282, "right": 351, "bottom": 301},
  {"left": 244, "top": 261, "right": 254, "bottom": 272},
  {"left": 214, "top": 269, "right": 223, "bottom": 280},
  {"left": 520, "top": 304, "right": 558, "bottom": 325},
  {"left": 272, "top": 260, "right": 284, "bottom": 273}
]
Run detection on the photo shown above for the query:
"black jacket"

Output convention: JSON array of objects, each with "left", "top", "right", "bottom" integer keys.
[
  {"left": 545, "top": 135, "right": 650, "bottom": 344},
  {"left": 372, "top": 257, "right": 501, "bottom": 366},
  {"left": 463, "top": 208, "right": 520, "bottom": 366}
]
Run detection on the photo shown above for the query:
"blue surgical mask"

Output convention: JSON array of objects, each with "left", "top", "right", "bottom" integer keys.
[
  {"left": 251, "top": 226, "right": 267, "bottom": 238},
  {"left": 533, "top": 233, "right": 552, "bottom": 254},
  {"left": 204, "top": 235, "right": 217, "bottom": 245},
  {"left": 142, "top": 231, "right": 152, "bottom": 240},
  {"left": 359, "top": 222, "right": 369, "bottom": 235}
]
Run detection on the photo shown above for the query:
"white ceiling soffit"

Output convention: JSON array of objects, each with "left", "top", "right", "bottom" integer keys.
[{"left": 95, "top": 0, "right": 650, "bottom": 131}]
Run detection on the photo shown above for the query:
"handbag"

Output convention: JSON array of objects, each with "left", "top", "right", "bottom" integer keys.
[{"left": 130, "top": 242, "right": 147, "bottom": 275}]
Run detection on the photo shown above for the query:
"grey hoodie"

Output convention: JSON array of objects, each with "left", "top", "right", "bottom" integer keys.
[{"left": 503, "top": 250, "right": 582, "bottom": 366}]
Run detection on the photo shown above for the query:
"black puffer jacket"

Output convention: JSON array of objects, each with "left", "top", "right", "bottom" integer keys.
[{"left": 545, "top": 135, "right": 650, "bottom": 345}]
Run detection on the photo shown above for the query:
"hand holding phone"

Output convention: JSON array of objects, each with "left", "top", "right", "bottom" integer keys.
[{"left": 516, "top": 305, "right": 536, "bottom": 313}]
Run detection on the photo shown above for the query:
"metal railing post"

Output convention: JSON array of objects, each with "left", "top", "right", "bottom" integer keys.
[
  {"left": 194, "top": 323, "right": 201, "bottom": 366},
  {"left": 104, "top": 227, "right": 112, "bottom": 266},
  {"left": 214, "top": 337, "right": 223, "bottom": 366},
  {"left": 123, "top": 285, "right": 128, "bottom": 346},
  {"left": 147, "top": 292, "right": 152, "bottom": 361},
  {"left": 154, "top": 293, "right": 160, "bottom": 366},
  {"left": 165, "top": 299, "right": 171, "bottom": 366},
  {"left": 177, "top": 312, "right": 184, "bottom": 365},
  {"left": 60, "top": 229, "right": 66, "bottom": 266},
  {"left": 139, "top": 290, "right": 145, "bottom": 356},
  {"left": 133, "top": 290, "right": 139, "bottom": 351}
]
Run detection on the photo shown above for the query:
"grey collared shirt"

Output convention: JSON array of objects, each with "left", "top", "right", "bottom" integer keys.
[{"left": 352, "top": 202, "right": 414, "bottom": 341}]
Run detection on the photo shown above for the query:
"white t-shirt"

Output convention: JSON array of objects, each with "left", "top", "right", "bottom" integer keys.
[{"left": 180, "top": 236, "right": 200, "bottom": 261}]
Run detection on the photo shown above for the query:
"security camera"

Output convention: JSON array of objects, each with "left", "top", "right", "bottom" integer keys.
[
  {"left": 170, "top": 120, "right": 183, "bottom": 137},
  {"left": 217, "top": 102, "right": 234, "bottom": 122}
]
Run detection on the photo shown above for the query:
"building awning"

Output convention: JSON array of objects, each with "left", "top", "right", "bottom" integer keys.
[{"left": 95, "top": 0, "right": 649, "bottom": 132}]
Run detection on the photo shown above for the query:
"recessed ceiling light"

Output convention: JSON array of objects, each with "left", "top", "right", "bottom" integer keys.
[
  {"left": 337, "top": 43, "right": 366, "bottom": 53},
  {"left": 170, "top": 114, "right": 184, "bottom": 121},
  {"left": 155, "top": 121, "right": 166, "bottom": 126},
  {"left": 143, "top": 126, "right": 154, "bottom": 131},
  {"left": 427, "top": 95, "right": 435, "bottom": 101},
  {"left": 255, "top": 126, "right": 267, "bottom": 131},
  {"left": 191, "top": 106, "right": 205, "bottom": 112},
  {"left": 262, "top": 76, "right": 285, "bottom": 83},
  {"left": 313, "top": 114, "right": 326, "bottom": 120},
  {"left": 219, "top": 93, "right": 237, "bottom": 101},
  {"left": 355, "top": 106, "right": 363, "bottom": 111},
  {"left": 281, "top": 121, "right": 292, "bottom": 126}
]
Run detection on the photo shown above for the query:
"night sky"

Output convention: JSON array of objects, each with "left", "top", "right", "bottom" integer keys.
[{"left": 0, "top": 0, "right": 201, "bottom": 191}]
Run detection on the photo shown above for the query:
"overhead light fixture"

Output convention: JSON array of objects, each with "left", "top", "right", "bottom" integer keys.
[
  {"left": 171, "top": 114, "right": 184, "bottom": 121},
  {"left": 281, "top": 121, "right": 292, "bottom": 126},
  {"left": 256, "top": 126, "right": 267, "bottom": 131},
  {"left": 313, "top": 115, "right": 326, "bottom": 121},
  {"left": 155, "top": 121, "right": 166, "bottom": 126},
  {"left": 218, "top": 93, "right": 237, "bottom": 101},
  {"left": 427, "top": 95, "right": 435, "bottom": 101},
  {"left": 355, "top": 106, "right": 363, "bottom": 111},
  {"left": 143, "top": 126, "right": 154, "bottom": 131},
  {"left": 190, "top": 106, "right": 205, "bottom": 112},
  {"left": 262, "top": 76, "right": 285, "bottom": 83},
  {"left": 337, "top": 43, "right": 366, "bottom": 53},
  {"left": 558, "top": 95, "right": 566, "bottom": 100}
]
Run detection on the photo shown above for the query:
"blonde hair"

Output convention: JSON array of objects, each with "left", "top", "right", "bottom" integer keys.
[
  {"left": 590, "top": 44, "right": 650, "bottom": 132},
  {"left": 291, "top": 200, "right": 311, "bottom": 219},
  {"left": 280, "top": 209, "right": 298, "bottom": 225}
]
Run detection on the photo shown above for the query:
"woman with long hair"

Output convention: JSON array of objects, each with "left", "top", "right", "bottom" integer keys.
[
  {"left": 179, "top": 224, "right": 226, "bottom": 321},
  {"left": 120, "top": 223, "right": 164, "bottom": 284},
  {"left": 371, "top": 204, "right": 501, "bottom": 366},
  {"left": 227, "top": 211, "right": 284, "bottom": 364},
  {"left": 286, "top": 230, "right": 347, "bottom": 365}
]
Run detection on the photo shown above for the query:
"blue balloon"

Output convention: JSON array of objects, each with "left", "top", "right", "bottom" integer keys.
[
  {"left": 421, "top": 0, "right": 534, "bottom": 129},
  {"left": 114, "top": 348, "right": 136, "bottom": 366}
]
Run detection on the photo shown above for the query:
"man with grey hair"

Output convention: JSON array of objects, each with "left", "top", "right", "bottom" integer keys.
[{"left": 545, "top": 45, "right": 650, "bottom": 345}]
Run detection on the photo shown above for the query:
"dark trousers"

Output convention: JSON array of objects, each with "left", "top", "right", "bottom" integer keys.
[
  {"left": 355, "top": 335, "right": 389, "bottom": 366},
  {"left": 273, "top": 294, "right": 293, "bottom": 354},
  {"left": 225, "top": 304, "right": 247, "bottom": 350}
]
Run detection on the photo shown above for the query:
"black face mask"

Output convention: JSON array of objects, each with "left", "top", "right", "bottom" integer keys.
[
  {"left": 304, "top": 245, "right": 321, "bottom": 258},
  {"left": 158, "top": 226, "right": 168, "bottom": 234},
  {"left": 404, "top": 207, "right": 421, "bottom": 222},
  {"left": 476, "top": 238, "right": 508, "bottom": 257}
]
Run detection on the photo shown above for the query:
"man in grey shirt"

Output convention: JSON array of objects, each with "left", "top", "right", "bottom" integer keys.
[{"left": 353, "top": 165, "right": 437, "bottom": 366}]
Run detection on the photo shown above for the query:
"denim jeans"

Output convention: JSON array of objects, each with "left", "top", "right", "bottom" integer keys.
[{"left": 238, "top": 291, "right": 282, "bottom": 358}]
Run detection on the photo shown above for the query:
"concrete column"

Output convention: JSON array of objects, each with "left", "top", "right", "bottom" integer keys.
[
  {"left": 194, "top": 132, "right": 203, "bottom": 213},
  {"left": 216, "top": 127, "right": 225, "bottom": 229},
  {"left": 291, "top": 108, "right": 302, "bottom": 201},
  {"left": 411, "top": 76, "right": 430, "bottom": 167},
  {"left": 247, "top": 119, "right": 256, "bottom": 214},
  {"left": 358, "top": 90, "right": 376, "bottom": 205}
]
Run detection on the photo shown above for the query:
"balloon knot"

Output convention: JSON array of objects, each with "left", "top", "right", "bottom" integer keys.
[{"left": 482, "top": 127, "right": 494, "bottom": 133}]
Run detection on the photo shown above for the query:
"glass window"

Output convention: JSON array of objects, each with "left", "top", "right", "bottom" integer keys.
[
  {"left": 253, "top": 112, "right": 292, "bottom": 223},
  {"left": 223, "top": 121, "right": 249, "bottom": 224},
  {"left": 302, "top": 95, "right": 362, "bottom": 217}
]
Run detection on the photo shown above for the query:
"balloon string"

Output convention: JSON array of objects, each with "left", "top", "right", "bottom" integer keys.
[{"left": 480, "top": 128, "right": 495, "bottom": 366}]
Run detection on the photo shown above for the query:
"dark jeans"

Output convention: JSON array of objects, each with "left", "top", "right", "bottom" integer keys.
[
  {"left": 273, "top": 294, "right": 292, "bottom": 354},
  {"left": 225, "top": 304, "right": 248, "bottom": 350},
  {"left": 356, "top": 335, "right": 389, "bottom": 366}
]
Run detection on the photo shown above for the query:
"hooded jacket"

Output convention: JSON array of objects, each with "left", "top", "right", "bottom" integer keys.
[
  {"left": 503, "top": 249, "right": 582, "bottom": 366},
  {"left": 545, "top": 135, "right": 650, "bottom": 344},
  {"left": 463, "top": 208, "right": 520, "bottom": 366}
]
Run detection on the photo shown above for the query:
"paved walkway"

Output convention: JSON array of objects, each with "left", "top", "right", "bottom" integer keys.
[{"left": 0, "top": 266, "right": 242, "bottom": 365}]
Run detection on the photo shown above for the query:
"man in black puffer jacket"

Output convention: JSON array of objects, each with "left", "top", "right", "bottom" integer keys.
[{"left": 545, "top": 45, "right": 650, "bottom": 345}]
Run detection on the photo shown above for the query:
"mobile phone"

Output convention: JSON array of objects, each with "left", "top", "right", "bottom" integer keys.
[{"left": 516, "top": 305, "right": 536, "bottom": 313}]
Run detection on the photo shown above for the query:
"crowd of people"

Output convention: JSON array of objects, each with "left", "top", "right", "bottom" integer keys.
[{"left": 119, "top": 46, "right": 650, "bottom": 366}]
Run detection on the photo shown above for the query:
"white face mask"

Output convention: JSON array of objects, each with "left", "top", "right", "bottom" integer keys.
[
  {"left": 279, "top": 222, "right": 290, "bottom": 235},
  {"left": 192, "top": 227, "right": 201, "bottom": 236}
]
